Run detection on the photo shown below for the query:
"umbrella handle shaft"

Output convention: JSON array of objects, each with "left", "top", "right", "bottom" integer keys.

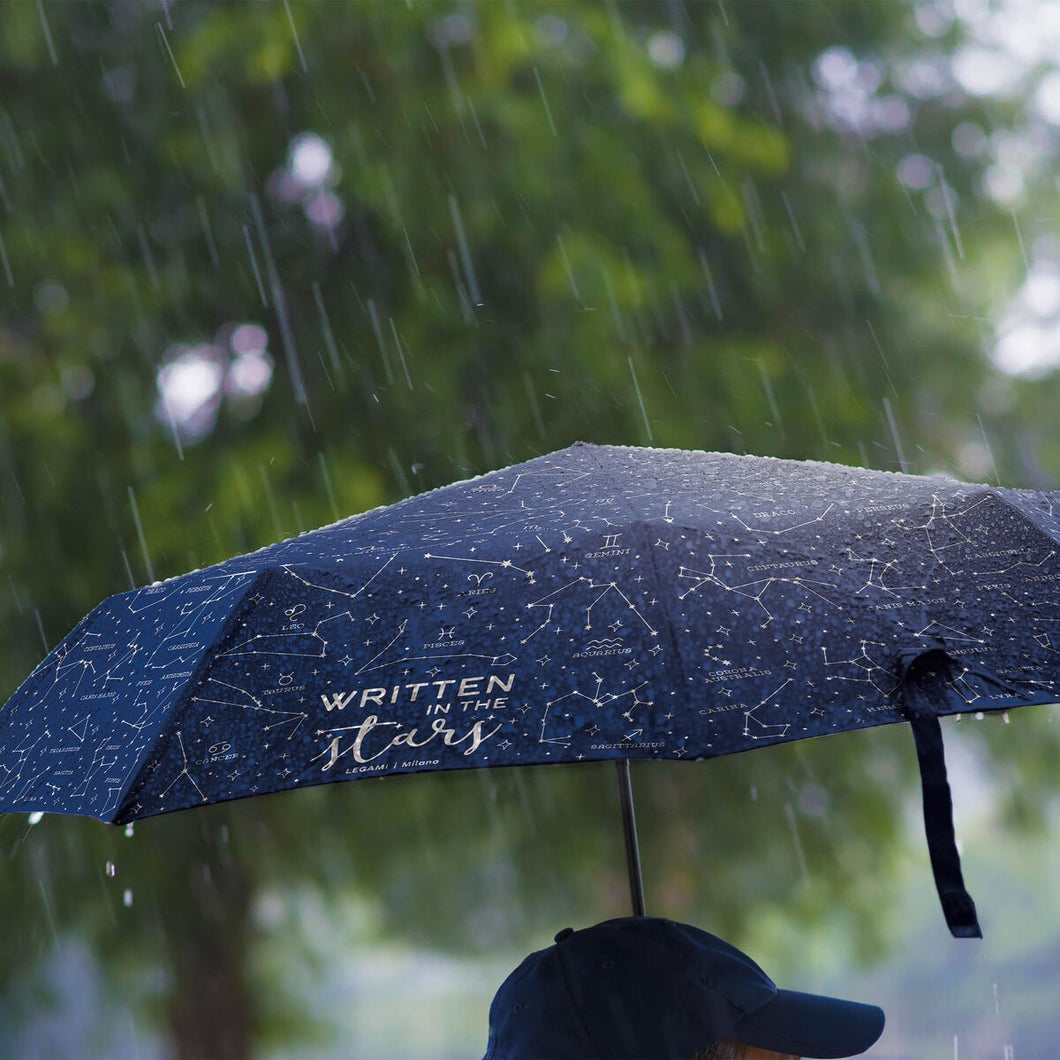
[{"left": 615, "top": 759, "right": 646, "bottom": 917}]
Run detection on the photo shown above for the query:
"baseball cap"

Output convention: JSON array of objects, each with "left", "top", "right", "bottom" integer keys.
[{"left": 484, "top": 917, "right": 885, "bottom": 1059}]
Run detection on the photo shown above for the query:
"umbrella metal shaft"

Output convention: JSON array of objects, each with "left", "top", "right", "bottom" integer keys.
[{"left": 615, "top": 759, "right": 646, "bottom": 917}]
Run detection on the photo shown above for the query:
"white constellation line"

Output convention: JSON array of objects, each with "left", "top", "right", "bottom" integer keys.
[
  {"left": 523, "top": 578, "right": 657, "bottom": 643},
  {"left": 282, "top": 557, "right": 398, "bottom": 600},
  {"left": 743, "top": 678, "right": 793, "bottom": 739},
  {"left": 193, "top": 678, "right": 308, "bottom": 737}
]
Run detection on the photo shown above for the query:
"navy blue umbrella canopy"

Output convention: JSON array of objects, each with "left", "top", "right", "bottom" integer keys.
[{"left": 3, "top": 443, "right": 1060, "bottom": 933}]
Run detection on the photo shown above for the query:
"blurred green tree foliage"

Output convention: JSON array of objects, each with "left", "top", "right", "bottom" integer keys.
[{"left": 0, "top": 1, "right": 1056, "bottom": 1056}]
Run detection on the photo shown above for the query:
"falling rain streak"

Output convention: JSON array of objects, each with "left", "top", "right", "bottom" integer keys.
[
  {"left": 283, "top": 0, "right": 308, "bottom": 73},
  {"left": 533, "top": 65, "right": 557, "bottom": 136},
  {"left": 0, "top": 231, "right": 13, "bottom": 287},
  {"left": 367, "top": 298, "right": 394, "bottom": 384},
  {"left": 35, "top": 0, "right": 57, "bottom": 65},
  {"left": 197, "top": 196, "right": 220, "bottom": 268},
  {"left": 243, "top": 224, "right": 268, "bottom": 307},
  {"left": 627, "top": 357, "right": 653, "bottom": 443},
  {"left": 388, "top": 317, "right": 413, "bottom": 390},
  {"left": 250, "top": 194, "right": 310, "bottom": 417},
  {"left": 155, "top": 22, "right": 185, "bottom": 89},
  {"left": 126, "top": 486, "right": 155, "bottom": 584},
  {"left": 879, "top": 400, "right": 907, "bottom": 474},
  {"left": 449, "top": 194, "right": 482, "bottom": 307},
  {"left": 313, "top": 283, "right": 343, "bottom": 378}
]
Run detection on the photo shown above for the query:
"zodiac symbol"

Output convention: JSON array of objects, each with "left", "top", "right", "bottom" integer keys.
[
  {"left": 467, "top": 572, "right": 494, "bottom": 587},
  {"left": 285, "top": 604, "right": 307, "bottom": 619},
  {"left": 278, "top": 672, "right": 294, "bottom": 686},
  {"left": 208, "top": 742, "right": 232, "bottom": 756}
]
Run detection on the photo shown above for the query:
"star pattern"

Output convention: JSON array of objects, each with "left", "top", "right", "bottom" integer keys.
[{"left": 1, "top": 442, "right": 1058, "bottom": 825}]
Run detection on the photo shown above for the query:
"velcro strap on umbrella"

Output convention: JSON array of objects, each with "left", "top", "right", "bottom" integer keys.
[{"left": 900, "top": 648, "right": 983, "bottom": 939}]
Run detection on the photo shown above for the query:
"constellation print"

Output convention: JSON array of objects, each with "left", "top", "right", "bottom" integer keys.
[
  {"left": 193, "top": 678, "right": 308, "bottom": 738},
  {"left": 845, "top": 550, "right": 927, "bottom": 598},
  {"left": 732, "top": 504, "right": 836, "bottom": 536},
  {"left": 539, "top": 675, "right": 652, "bottom": 747},
  {"left": 158, "top": 732, "right": 207, "bottom": 804},
  {"left": 282, "top": 556, "right": 399, "bottom": 599},
  {"left": 822, "top": 642, "right": 900, "bottom": 698},
  {"left": 894, "top": 494, "right": 1020, "bottom": 573},
  {"left": 678, "top": 557, "right": 843, "bottom": 625},
  {"left": 425, "top": 551, "right": 536, "bottom": 580},
  {"left": 351, "top": 617, "right": 519, "bottom": 675},
  {"left": 2, "top": 441, "right": 1059, "bottom": 824},
  {"left": 522, "top": 577, "right": 657, "bottom": 643},
  {"left": 913, "top": 622, "right": 987, "bottom": 646},
  {"left": 743, "top": 679, "right": 793, "bottom": 739}
]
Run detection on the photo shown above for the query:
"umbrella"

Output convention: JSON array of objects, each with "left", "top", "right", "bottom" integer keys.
[{"left": 3, "top": 442, "right": 1059, "bottom": 937}]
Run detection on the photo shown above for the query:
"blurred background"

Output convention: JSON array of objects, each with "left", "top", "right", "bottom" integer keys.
[{"left": 2, "top": 1, "right": 1060, "bottom": 1056}]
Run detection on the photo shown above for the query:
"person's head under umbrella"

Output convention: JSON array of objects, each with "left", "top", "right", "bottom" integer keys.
[{"left": 484, "top": 917, "right": 884, "bottom": 1060}]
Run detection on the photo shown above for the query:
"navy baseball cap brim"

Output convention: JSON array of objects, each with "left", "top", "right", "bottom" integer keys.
[
  {"left": 736, "top": 987, "right": 885, "bottom": 1059},
  {"left": 485, "top": 917, "right": 885, "bottom": 1059}
]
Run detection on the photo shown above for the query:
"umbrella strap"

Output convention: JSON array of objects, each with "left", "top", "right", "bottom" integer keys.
[{"left": 902, "top": 652, "right": 983, "bottom": 939}]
